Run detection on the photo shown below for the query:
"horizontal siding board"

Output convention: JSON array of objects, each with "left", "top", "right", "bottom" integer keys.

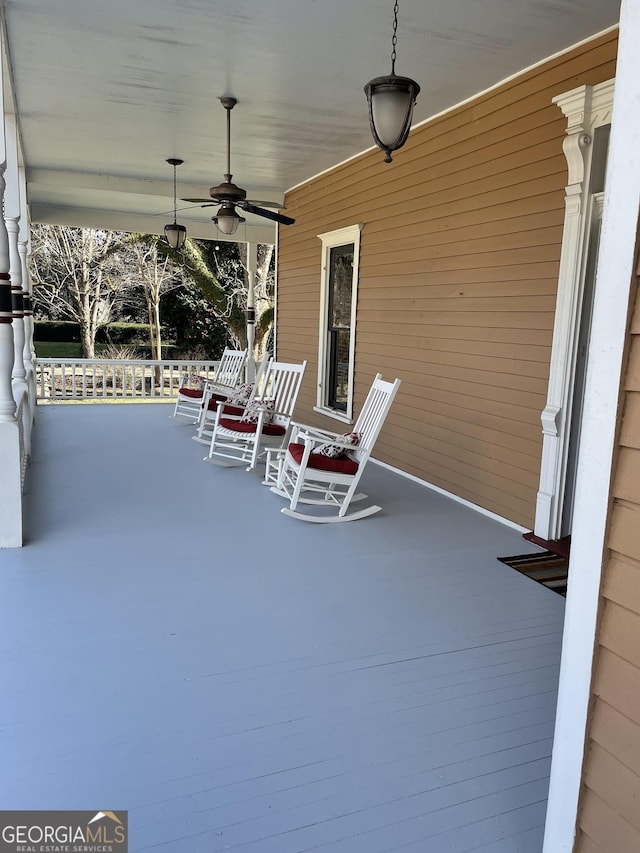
[
  {"left": 353, "top": 348, "right": 549, "bottom": 395},
  {"left": 608, "top": 502, "right": 640, "bottom": 561},
  {"left": 376, "top": 449, "right": 535, "bottom": 526},
  {"left": 593, "top": 648, "right": 640, "bottom": 728},
  {"left": 583, "top": 742, "right": 640, "bottom": 834},
  {"left": 619, "top": 392, "right": 640, "bottom": 448},
  {"left": 578, "top": 786, "right": 640, "bottom": 853},
  {"left": 363, "top": 264, "right": 561, "bottom": 288},
  {"left": 599, "top": 600, "right": 640, "bottom": 670},
  {"left": 358, "top": 323, "right": 553, "bottom": 347},
  {"left": 355, "top": 341, "right": 551, "bottom": 380},
  {"left": 364, "top": 222, "right": 565, "bottom": 260},
  {"left": 612, "top": 446, "right": 640, "bottom": 501},
  {"left": 394, "top": 387, "right": 543, "bottom": 438},
  {"left": 357, "top": 332, "right": 551, "bottom": 366},
  {"left": 589, "top": 699, "right": 640, "bottom": 779},
  {"left": 391, "top": 406, "right": 542, "bottom": 474},
  {"left": 358, "top": 359, "right": 546, "bottom": 413},
  {"left": 383, "top": 431, "right": 539, "bottom": 502},
  {"left": 394, "top": 400, "right": 542, "bottom": 456},
  {"left": 356, "top": 310, "right": 555, "bottom": 332},
  {"left": 624, "top": 337, "right": 640, "bottom": 390},
  {"left": 602, "top": 555, "right": 640, "bottom": 616},
  {"left": 574, "top": 833, "right": 607, "bottom": 853}
]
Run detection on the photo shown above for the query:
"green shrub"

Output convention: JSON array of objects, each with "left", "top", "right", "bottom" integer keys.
[
  {"left": 96, "top": 323, "right": 161, "bottom": 345},
  {"left": 34, "top": 320, "right": 81, "bottom": 342},
  {"left": 34, "top": 320, "right": 165, "bottom": 346}
]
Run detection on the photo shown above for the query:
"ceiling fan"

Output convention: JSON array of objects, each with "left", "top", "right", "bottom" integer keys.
[{"left": 182, "top": 96, "right": 295, "bottom": 235}]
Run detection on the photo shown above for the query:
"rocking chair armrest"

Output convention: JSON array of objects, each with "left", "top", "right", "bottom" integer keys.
[
  {"left": 295, "top": 431, "right": 358, "bottom": 452},
  {"left": 290, "top": 422, "right": 343, "bottom": 442},
  {"left": 205, "top": 380, "right": 235, "bottom": 395},
  {"left": 215, "top": 411, "right": 245, "bottom": 422}
]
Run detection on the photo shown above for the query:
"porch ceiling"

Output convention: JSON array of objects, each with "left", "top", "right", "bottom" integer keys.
[{"left": 1, "top": 0, "right": 620, "bottom": 244}]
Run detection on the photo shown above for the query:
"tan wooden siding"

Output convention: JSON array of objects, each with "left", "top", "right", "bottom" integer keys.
[
  {"left": 277, "top": 31, "right": 617, "bottom": 527},
  {"left": 574, "top": 243, "right": 640, "bottom": 851}
]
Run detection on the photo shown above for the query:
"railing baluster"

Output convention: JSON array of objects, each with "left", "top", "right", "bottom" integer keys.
[{"left": 34, "top": 358, "right": 220, "bottom": 403}]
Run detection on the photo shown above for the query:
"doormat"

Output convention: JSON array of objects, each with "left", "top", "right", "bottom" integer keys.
[{"left": 497, "top": 551, "right": 569, "bottom": 597}]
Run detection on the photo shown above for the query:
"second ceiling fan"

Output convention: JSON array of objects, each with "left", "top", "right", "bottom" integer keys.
[{"left": 183, "top": 97, "right": 295, "bottom": 235}]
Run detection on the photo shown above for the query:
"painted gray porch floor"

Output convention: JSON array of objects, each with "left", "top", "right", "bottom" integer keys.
[{"left": 0, "top": 403, "right": 565, "bottom": 853}]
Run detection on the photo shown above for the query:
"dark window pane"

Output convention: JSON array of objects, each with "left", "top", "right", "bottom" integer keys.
[
  {"left": 329, "top": 245, "right": 353, "bottom": 329},
  {"left": 328, "top": 329, "right": 350, "bottom": 410},
  {"left": 326, "top": 244, "right": 354, "bottom": 411}
]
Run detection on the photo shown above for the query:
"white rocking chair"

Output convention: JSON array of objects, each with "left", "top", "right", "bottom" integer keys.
[
  {"left": 269, "top": 374, "right": 401, "bottom": 523},
  {"left": 192, "top": 353, "right": 270, "bottom": 446},
  {"left": 205, "top": 359, "right": 307, "bottom": 471},
  {"left": 172, "top": 347, "right": 247, "bottom": 423}
]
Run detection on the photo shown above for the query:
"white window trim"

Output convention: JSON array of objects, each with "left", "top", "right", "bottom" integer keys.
[
  {"left": 314, "top": 224, "right": 362, "bottom": 422},
  {"left": 534, "top": 78, "right": 614, "bottom": 539}
]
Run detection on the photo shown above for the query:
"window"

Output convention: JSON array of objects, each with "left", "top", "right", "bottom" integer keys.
[{"left": 316, "top": 225, "right": 361, "bottom": 421}]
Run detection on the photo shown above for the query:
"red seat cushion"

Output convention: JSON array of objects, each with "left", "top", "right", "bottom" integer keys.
[
  {"left": 287, "top": 442, "right": 359, "bottom": 475},
  {"left": 209, "top": 402, "right": 243, "bottom": 415},
  {"left": 207, "top": 394, "right": 243, "bottom": 415},
  {"left": 179, "top": 387, "right": 204, "bottom": 399},
  {"left": 219, "top": 418, "right": 286, "bottom": 437}
]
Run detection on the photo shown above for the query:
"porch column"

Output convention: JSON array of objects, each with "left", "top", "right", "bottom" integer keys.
[
  {"left": 18, "top": 231, "right": 35, "bottom": 405},
  {"left": 246, "top": 241, "right": 257, "bottom": 381},
  {"left": 542, "top": 0, "right": 640, "bottom": 848},
  {"left": 0, "top": 162, "right": 23, "bottom": 548},
  {"left": 19, "top": 167, "right": 35, "bottom": 409},
  {"left": 4, "top": 115, "right": 27, "bottom": 403}
]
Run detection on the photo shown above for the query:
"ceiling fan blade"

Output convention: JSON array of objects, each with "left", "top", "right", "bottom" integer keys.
[
  {"left": 239, "top": 203, "right": 295, "bottom": 225},
  {"left": 183, "top": 196, "right": 285, "bottom": 210},
  {"left": 244, "top": 199, "right": 287, "bottom": 210}
]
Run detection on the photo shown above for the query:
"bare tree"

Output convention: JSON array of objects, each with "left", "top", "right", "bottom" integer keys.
[
  {"left": 30, "top": 225, "right": 128, "bottom": 357},
  {"left": 128, "top": 239, "right": 184, "bottom": 360}
]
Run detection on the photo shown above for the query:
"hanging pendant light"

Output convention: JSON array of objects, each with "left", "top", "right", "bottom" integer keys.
[
  {"left": 364, "top": 0, "right": 420, "bottom": 163},
  {"left": 164, "top": 158, "right": 187, "bottom": 249}
]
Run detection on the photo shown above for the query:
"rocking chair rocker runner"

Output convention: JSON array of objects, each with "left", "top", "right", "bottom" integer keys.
[
  {"left": 269, "top": 374, "right": 401, "bottom": 522},
  {"left": 205, "top": 359, "right": 307, "bottom": 471},
  {"left": 172, "top": 347, "right": 247, "bottom": 422}
]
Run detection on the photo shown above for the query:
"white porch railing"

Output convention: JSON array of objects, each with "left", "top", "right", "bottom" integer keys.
[{"left": 35, "top": 358, "right": 220, "bottom": 401}]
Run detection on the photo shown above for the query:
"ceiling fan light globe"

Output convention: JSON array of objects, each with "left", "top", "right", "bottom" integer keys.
[
  {"left": 213, "top": 206, "right": 245, "bottom": 235},
  {"left": 364, "top": 75, "right": 420, "bottom": 162},
  {"left": 164, "top": 222, "right": 187, "bottom": 250}
]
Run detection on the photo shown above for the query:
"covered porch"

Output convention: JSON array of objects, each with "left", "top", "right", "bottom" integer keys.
[{"left": 0, "top": 402, "right": 565, "bottom": 851}]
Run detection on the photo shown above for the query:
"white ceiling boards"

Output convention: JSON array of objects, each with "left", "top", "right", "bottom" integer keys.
[{"left": 0, "top": 0, "right": 620, "bottom": 243}]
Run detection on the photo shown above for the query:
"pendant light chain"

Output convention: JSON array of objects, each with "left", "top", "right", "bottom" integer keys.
[
  {"left": 391, "top": 0, "right": 399, "bottom": 75},
  {"left": 172, "top": 161, "right": 178, "bottom": 224}
]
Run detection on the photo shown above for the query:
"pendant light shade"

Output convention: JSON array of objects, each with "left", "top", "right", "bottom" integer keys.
[
  {"left": 364, "top": 2, "right": 420, "bottom": 163},
  {"left": 212, "top": 203, "right": 245, "bottom": 236},
  {"left": 164, "top": 158, "right": 187, "bottom": 249},
  {"left": 164, "top": 221, "right": 187, "bottom": 250}
]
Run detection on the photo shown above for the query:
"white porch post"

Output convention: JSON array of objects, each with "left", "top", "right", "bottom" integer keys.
[
  {"left": 0, "top": 161, "right": 23, "bottom": 546},
  {"left": 4, "top": 115, "right": 27, "bottom": 404},
  {"left": 19, "top": 167, "right": 35, "bottom": 410},
  {"left": 246, "top": 241, "right": 257, "bottom": 382},
  {"left": 542, "top": 1, "right": 640, "bottom": 849}
]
